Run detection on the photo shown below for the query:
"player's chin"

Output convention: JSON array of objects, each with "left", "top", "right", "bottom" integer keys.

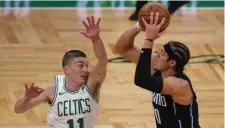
[
  {"left": 154, "top": 66, "right": 162, "bottom": 72},
  {"left": 79, "top": 77, "right": 87, "bottom": 84},
  {"left": 153, "top": 65, "right": 159, "bottom": 71}
]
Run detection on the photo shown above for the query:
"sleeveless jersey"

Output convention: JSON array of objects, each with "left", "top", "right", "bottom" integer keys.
[
  {"left": 152, "top": 71, "right": 201, "bottom": 128},
  {"left": 47, "top": 75, "right": 99, "bottom": 128}
]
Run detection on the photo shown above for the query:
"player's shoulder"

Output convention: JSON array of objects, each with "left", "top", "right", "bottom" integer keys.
[
  {"left": 54, "top": 74, "right": 65, "bottom": 80},
  {"left": 43, "top": 74, "right": 65, "bottom": 92},
  {"left": 168, "top": 75, "right": 190, "bottom": 87},
  {"left": 42, "top": 82, "right": 55, "bottom": 93},
  {"left": 166, "top": 75, "right": 191, "bottom": 96}
]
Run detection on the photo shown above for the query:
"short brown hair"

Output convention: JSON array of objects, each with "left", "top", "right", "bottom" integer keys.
[{"left": 62, "top": 50, "right": 87, "bottom": 67}]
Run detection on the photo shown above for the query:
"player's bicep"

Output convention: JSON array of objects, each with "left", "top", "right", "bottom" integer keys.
[
  {"left": 87, "top": 60, "right": 107, "bottom": 89},
  {"left": 119, "top": 45, "right": 141, "bottom": 64},
  {"left": 86, "top": 60, "right": 107, "bottom": 100}
]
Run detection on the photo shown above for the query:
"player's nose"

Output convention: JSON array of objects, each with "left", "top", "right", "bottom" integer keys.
[{"left": 82, "top": 67, "right": 88, "bottom": 73}]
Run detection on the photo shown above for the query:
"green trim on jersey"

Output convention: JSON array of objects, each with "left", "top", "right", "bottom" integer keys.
[
  {"left": 85, "top": 84, "right": 99, "bottom": 104},
  {"left": 63, "top": 76, "right": 80, "bottom": 94},
  {"left": 50, "top": 76, "right": 59, "bottom": 106}
]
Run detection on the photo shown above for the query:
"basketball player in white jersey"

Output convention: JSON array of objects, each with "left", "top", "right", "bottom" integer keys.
[{"left": 14, "top": 16, "right": 108, "bottom": 128}]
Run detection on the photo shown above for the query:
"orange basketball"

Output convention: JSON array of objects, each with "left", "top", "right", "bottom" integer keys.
[{"left": 138, "top": 2, "right": 170, "bottom": 32}]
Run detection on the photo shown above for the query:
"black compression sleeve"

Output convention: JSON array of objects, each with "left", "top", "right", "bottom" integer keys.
[
  {"left": 134, "top": 48, "right": 163, "bottom": 93},
  {"left": 135, "top": 48, "right": 152, "bottom": 85}
]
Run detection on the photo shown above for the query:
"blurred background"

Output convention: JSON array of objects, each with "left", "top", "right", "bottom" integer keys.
[{"left": 0, "top": 1, "right": 224, "bottom": 128}]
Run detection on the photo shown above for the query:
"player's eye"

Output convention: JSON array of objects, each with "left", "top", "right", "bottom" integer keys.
[{"left": 77, "top": 64, "right": 83, "bottom": 68}]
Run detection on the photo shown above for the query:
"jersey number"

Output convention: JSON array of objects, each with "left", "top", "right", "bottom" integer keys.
[
  {"left": 67, "top": 118, "right": 84, "bottom": 128},
  {"left": 154, "top": 109, "right": 161, "bottom": 124}
]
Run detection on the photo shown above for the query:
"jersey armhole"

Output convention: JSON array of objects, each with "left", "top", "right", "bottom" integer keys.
[
  {"left": 49, "top": 76, "right": 59, "bottom": 106},
  {"left": 84, "top": 84, "right": 99, "bottom": 104}
]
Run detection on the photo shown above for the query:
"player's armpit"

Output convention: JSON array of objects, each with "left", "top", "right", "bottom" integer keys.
[{"left": 86, "top": 59, "right": 107, "bottom": 100}]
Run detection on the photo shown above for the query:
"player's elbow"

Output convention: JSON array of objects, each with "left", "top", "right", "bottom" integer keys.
[
  {"left": 114, "top": 40, "right": 130, "bottom": 54},
  {"left": 102, "top": 57, "right": 108, "bottom": 63},
  {"left": 114, "top": 43, "right": 125, "bottom": 54},
  {"left": 134, "top": 69, "right": 145, "bottom": 87},
  {"left": 97, "top": 58, "right": 108, "bottom": 67},
  {"left": 14, "top": 103, "right": 25, "bottom": 114},
  {"left": 14, "top": 107, "right": 23, "bottom": 114},
  {"left": 134, "top": 76, "right": 144, "bottom": 87},
  {"left": 134, "top": 81, "right": 141, "bottom": 87}
]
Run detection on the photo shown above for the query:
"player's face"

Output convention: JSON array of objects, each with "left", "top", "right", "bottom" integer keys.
[
  {"left": 65, "top": 57, "right": 89, "bottom": 85},
  {"left": 153, "top": 48, "right": 175, "bottom": 72}
]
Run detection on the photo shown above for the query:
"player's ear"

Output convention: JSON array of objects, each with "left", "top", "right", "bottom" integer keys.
[
  {"left": 63, "top": 66, "right": 70, "bottom": 74},
  {"left": 169, "top": 60, "right": 176, "bottom": 67}
]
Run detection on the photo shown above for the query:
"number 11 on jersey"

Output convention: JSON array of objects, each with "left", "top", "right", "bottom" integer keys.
[
  {"left": 154, "top": 109, "right": 161, "bottom": 124},
  {"left": 67, "top": 118, "right": 84, "bottom": 128}
]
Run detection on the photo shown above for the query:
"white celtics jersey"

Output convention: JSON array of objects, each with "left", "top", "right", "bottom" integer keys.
[{"left": 47, "top": 75, "right": 99, "bottom": 128}]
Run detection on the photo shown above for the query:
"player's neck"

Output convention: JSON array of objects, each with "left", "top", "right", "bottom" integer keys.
[
  {"left": 65, "top": 76, "right": 81, "bottom": 91},
  {"left": 161, "top": 68, "right": 176, "bottom": 78}
]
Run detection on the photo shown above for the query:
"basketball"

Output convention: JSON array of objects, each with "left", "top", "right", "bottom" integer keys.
[{"left": 138, "top": 2, "right": 170, "bottom": 32}]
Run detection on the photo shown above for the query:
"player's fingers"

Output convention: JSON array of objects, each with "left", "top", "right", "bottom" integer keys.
[
  {"left": 37, "top": 88, "right": 44, "bottom": 93},
  {"left": 158, "top": 17, "right": 166, "bottom": 28},
  {"left": 82, "top": 21, "right": 89, "bottom": 29},
  {"left": 96, "top": 17, "right": 101, "bottom": 26},
  {"left": 37, "top": 87, "right": 44, "bottom": 90},
  {"left": 141, "top": 17, "right": 148, "bottom": 27},
  {"left": 33, "top": 86, "right": 38, "bottom": 89},
  {"left": 25, "top": 84, "right": 28, "bottom": 90},
  {"left": 35, "top": 86, "right": 42, "bottom": 91},
  {"left": 154, "top": 12, "right": 159, "bottom": 25},
  {"left": 150, "top": 12, "right": 154, "bottom": 25},
  {"left": 87, "top": 16, "right": 92, "bottom": 26},
  {"left": 80, "top": 31, "right": 88, "bottom": 38},
  {"left": 91, "top": 16, "right": 95, "bottom": 26},
  {"left": 80, "top": 31, "right": 86, "bottom": 36},
  {"left": 30, "top": 82, "right": 35, "bottom": 88}
]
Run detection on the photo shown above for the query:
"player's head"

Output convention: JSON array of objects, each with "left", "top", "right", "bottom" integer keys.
[
  {"left": 62, "top": 50, "right": 88, "bottom": 85},
  {"left": 153, "top": 41, "right": 190, "bottom": 73}
]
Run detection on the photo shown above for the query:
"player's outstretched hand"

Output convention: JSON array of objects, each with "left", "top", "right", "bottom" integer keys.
[
  {"left": 24, "top": 83, "right": 44, "bottom": 100},
  {"left": 142, "top": 12, "right": 166, "bottom": 41},
  {"left": 80, "top": 16, "right": 101, "bottom": 40}
]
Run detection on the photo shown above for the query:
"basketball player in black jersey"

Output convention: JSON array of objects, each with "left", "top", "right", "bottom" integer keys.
[{"left": 115, "top": 12, "right": 200, "bottom": 128}]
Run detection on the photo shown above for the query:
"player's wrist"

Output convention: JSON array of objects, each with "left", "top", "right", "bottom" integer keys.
[
  {"left": 145, "top": 37, "right": 154, "bottom": 43},
  {"left": 136, "top": 22, "right": 143, "bottom": 32},
  {"left": 24, "top": 96, "right": 31, "bottom": 101},
  {"left": 91, "top": 36, "right": 101, "bottom": 42}
]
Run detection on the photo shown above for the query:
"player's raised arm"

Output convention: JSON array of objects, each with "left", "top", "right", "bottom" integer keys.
[
  {"left": 14, "top": 83, "right": 52, "bottom": 113},
  {"left": 114, "top": 22, "right": 142, "bottom": 64},
  {"left": 114, "top": 21, "right": 158, "bottom": 76},
  {"left": 134, "top": 12, "right": 166, "bottom": 93},
  {"left": 80, "top": 16, "right": 108, "bottom": 101}
]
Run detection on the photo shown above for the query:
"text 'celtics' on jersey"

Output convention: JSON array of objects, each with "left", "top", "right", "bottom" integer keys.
[{"left": 47, "top": 75, "right": 99, "bottom": 128}]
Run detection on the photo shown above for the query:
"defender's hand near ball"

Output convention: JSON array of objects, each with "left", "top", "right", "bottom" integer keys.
[{"left": 141, "top": 12, "right": 166, "bottom": 41}]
